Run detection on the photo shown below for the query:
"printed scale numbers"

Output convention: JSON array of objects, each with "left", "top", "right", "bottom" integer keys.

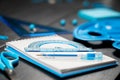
[{"left": 24, "top": 40, "right": 93, "bottom": 52}]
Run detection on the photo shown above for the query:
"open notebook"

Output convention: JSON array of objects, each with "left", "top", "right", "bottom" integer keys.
[{"left": 5, "top": 34, "right": 118, "bottom": 78}]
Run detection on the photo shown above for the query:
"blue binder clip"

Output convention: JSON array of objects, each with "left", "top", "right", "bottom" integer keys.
[{"left": 81, "top": 52, "right": 103, "bottom": 60}]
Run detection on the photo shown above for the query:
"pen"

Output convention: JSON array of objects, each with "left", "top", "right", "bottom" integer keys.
[{"left": 36, "top": 52, "right": 103, "bottom": 60}]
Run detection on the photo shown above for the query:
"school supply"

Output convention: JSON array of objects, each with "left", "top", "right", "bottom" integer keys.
[{"left": 5, "top": 34, "right": 118, "bottom": 78}]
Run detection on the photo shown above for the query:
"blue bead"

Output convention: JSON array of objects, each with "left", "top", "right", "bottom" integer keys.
[
  {"left": 29, "top": 24, "right": 35, "bottom": 30},
  {"left": 29, "top": 24, "right": 37, "bottom": 33},
  {"left": 60, "top": 19, "right": 66, "bottom": 26},
  {"left": 72, "top": 19, "right": 78, "bottom": 26}
]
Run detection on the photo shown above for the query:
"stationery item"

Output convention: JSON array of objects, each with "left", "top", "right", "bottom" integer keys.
[
  {"left": 5, "top": 34, "right": 118, "bottom": 78},
  {"left": 0, "top": 15, "right": 71, "bottom": 37},
  {"left": 112, "top": 41, "right": 120, "bottom": 50},
  {"left": 24, "top": 40, "right": 92, "bottom": 52},
  {"left": 0, "top": 51, "right": 19, "bottom": 80},
  {"left": 36, "top": 52, "right": 103, "bottom": 61},
  {"left": 78, "top": 8, "right": 120, "bottom": 20},
  {"left": 72, "top": 19, "right": 78, "bottom": 26},
  {"left": 29, "top": 24, "right": 37, "bottom": 33},
  {"left": 73, "top": 18, "right": 120, "bottom": 41}
]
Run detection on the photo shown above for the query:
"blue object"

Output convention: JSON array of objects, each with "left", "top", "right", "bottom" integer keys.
[
  {"left": 29, "top": 24, "right": 35, "bottom": 30},
  {"left": 0, "top": 15, "right": 71, "bottom": 37},
  {"left": 24, "top": 40, "right": 92, "bottom": 52},
  {"left": 78, "top": 8, "right": 120, "bottom": 20},
  {"left": 81, "top": 52, "right": 103, "bottom": 60},
  {"left": 73, "top": 18, "right": 120, "bottom": 41},
  {"left": 6, "top": 46, "right": 118, "bottom": 78},
  {"left": 0, "top": 51, "right": 19, "bottom": 71},
  {"left": 112, "top": 41, "right": 120, "bottom": 50},
  {"left": 72, "top": 19, "right": 78, "bottom": 26},
  {"left": 87, "top": 53, "right": 95, "bottom": 60},
  {"left": 60, "top": 19, "right": 66, "bottom": 26},
  {"left": 0, "top": 35, "right": 8, "bottom": 40},
  {"left": 36, "top": 52, "right": 100, "bottom": 58}
]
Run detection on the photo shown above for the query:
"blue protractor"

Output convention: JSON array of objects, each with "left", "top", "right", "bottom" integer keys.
[{"left": 24, "top": 40, "right": 92, "bottom": 52}]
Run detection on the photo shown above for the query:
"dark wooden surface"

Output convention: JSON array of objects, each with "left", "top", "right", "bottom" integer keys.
[{"left": 0, "top": 0, "right": 120, "bottom": 80}]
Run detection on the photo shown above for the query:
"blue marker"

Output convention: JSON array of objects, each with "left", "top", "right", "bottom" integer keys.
[
  {"left": 72, "top": 19, "right": 78, "bottom": 26},
  {"left": 0, "top": 35, "right": 8, "bottom": 40}
]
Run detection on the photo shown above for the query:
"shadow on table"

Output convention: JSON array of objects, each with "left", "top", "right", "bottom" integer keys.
[
  {"left": 73, "top": 38, "right": 114, "bottom": 49},
  {"left": 113, "top": 49, "right": 120, "bottom": 58}
]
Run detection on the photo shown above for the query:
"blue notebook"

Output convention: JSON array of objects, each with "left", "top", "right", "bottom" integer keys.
[
  {"left": 5, "top": 34, "right": 118, "bottom": 78},
  {"left": 78, "top": 8, "right": 120, "bottom": 20}
]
